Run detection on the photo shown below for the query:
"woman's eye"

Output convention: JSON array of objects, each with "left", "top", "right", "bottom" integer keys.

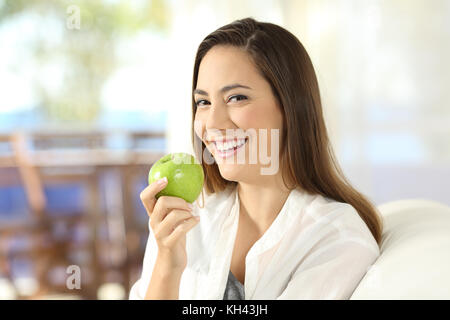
[
  {"left": 195, "top": 95, "right": 247, "bottom": 107},
  {"left": 195, "top": 99, "right": 209, "bottom": 107},
  {"left": 228, "top": 95, "right": 247, "bottom": 103}
]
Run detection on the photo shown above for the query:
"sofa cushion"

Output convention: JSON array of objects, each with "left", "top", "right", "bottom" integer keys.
[{"left": 350, "top": 199, "right": 450, "bottom": 299}]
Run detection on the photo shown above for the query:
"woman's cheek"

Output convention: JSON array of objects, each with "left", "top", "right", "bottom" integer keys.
[
  {"left": 230, "top": 108, "right": 255, "bottom": 129},
  {"left": 249, "top": 103, "right": 282, "bottom": 130},
  {"left": 193, "top": 114, "right": 206, "bottom": 141}
]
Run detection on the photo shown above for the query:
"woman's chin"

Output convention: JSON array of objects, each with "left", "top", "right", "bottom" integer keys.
[{"left": 217, "top": 163, "right": 246, "bottom": 182}]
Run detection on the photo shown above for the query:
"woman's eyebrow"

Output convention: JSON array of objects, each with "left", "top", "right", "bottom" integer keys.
[{"left": 193, "top": 83, "right": 252, "bottom": 96}]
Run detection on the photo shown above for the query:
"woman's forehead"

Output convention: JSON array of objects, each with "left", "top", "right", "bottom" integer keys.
[{"left": 197, "top": 47, "right": 262, "bottom": 92}]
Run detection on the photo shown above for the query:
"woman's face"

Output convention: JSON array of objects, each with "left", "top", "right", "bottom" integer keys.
[{"left": 194, "top": 45, "right": 283, "bottom": 183}]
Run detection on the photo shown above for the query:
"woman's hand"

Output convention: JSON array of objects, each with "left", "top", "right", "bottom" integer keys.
[{"left": 140, "top": 177, "right": 200, "bottom": 272}]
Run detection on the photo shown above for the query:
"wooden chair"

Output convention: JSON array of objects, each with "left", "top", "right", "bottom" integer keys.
[
  {"left": 1, "top": 129, "right": 166, "bottom": 298},
  {"left": 0, "top": 133, "right": 49, "bottom": 298}
]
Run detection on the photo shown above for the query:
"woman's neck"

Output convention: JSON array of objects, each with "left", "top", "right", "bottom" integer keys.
[{"left": 236, "top": 175, "right": 293, "bottom": 235}]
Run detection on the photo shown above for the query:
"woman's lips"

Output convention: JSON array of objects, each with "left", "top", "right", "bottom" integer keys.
[{"left": 211, "top": 137, "right": 248, "bottom": 160}]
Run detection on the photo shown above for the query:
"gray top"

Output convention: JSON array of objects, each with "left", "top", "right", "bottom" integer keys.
[{"left": 223, "top": 270, "right": 245, "bottom": 300}]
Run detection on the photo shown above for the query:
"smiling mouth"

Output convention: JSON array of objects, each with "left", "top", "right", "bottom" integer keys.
[{"left": 210, "top": 137, "right": 249, "bottom": 158}]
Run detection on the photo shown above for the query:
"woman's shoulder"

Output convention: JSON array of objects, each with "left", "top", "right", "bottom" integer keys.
[
  {"left": 298, "top": 192, "right": 379, "bottom": 251},
  {"left": 301, "top": 192, "right": 360, "bottom": 223}
]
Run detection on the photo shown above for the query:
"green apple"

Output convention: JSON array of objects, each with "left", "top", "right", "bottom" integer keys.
[{"left": 148, "top": 152, "right": 204, "bottom": 203}]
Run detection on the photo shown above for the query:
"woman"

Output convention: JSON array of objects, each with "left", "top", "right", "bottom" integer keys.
[{"left": 130, "top": 17, "right": 383, "bottom": 300}]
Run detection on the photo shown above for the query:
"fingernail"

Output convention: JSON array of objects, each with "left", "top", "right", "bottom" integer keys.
[
  {"left": 158, "top": 177, "right": 168, "bottom": 185},
  {"left": 187, "top": 203, "right": 194, "bottom": 210},
  {"left": 194, "top": 216, "right": 200, "bottom": 221}
]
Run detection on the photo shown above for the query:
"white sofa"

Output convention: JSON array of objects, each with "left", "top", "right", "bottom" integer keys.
[{"left": 350, "top": 198, "right": 450, "bottom": 299}]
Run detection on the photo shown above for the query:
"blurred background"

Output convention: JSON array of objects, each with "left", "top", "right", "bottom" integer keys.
[{"left": 0, "top": 0, "right": 449, "bottom": 299}]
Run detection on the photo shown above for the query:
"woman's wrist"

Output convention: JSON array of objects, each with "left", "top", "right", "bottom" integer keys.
[
  {"left": 156, "top": 251, "right": 186, "bottom": 273},
  {"left": 144, "top": 256, "right": 184, "bottom": 300}
]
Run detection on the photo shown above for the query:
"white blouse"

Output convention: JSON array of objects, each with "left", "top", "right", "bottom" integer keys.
[{"left": 129, "top": 184, "right": 380, "bottom": 300}]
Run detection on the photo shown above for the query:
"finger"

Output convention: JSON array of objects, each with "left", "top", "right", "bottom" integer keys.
[
  {"left": 140, "top": 177, "right": 168, "bottom": 216},
  {"left": 164, "top": 216, "right": 200, "bottom": 247},
  {"left": 151, "top": 196, "right": 193, "bottom": 226},
  {"left": 155, "top": 209, "right": 195, "bottom": 239}
]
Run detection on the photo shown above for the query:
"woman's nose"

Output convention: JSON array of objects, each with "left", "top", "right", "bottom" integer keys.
[{"left": 205, "top": 103, "right": 231, "bottom": 130}]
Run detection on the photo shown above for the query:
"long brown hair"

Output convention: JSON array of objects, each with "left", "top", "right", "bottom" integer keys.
[{"left": 191, "top": 17, "right": 383, "bottom": 246}]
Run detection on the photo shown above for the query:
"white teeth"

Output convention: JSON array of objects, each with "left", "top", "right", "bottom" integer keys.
[{"left": 215, "top": 138, "right": 246, "bottom": 151}]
